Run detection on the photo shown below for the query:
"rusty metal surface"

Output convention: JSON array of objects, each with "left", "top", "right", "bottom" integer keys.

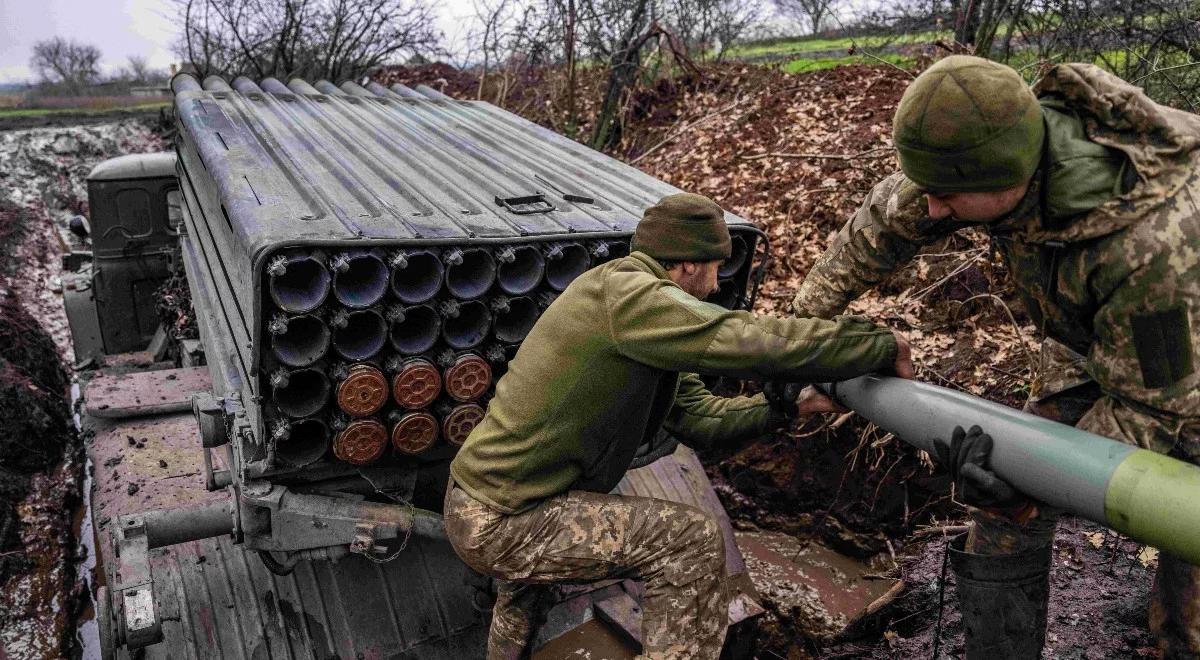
[{"left": 84, "top": 367, "right": 212, "bottom": 418}]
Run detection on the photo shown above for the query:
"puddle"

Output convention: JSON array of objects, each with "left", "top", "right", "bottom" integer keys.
[
  {"left": 70, "top": 380, "right": 101, "bottom": 659},
  {"left": 736, "top": 530, "right": 896, "bottom": 640}
]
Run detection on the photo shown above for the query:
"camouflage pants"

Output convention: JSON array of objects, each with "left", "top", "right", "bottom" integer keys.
[
  {"left": 967, "top": 339, "right": 1200, "bottom": 658},
  {"left": 443, "top": 482, "right": 729, "bottom": 660}
]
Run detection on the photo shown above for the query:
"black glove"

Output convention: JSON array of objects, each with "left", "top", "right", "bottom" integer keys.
[
  {"left": 932, "top": 425, "right": 1024, "bottom": 508},
  {"left": 763, "top": 381, "right": 805, "bottom": 423}
]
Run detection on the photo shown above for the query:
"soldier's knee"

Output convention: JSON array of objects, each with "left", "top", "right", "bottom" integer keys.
[{"left": 694, "top": 516, "right": 725, "bottom": 567}]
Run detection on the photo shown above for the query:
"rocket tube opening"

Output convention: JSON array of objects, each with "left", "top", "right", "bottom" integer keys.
[
  {"left": 388, "top": 304, "right": 440, "bottom": 355},
  {"left": 270, "top": 314, "right": 330, "bottom": 367},
  {"left": 269, "top": 253, "right": 331, "bottom": 313},
  {"left": 442, "top": 403, "right": 486, "bottom": 446},
  {"left": 391, "top": 411, "right": 440, "bottom": 455},
  {"left": 333, "top": 419, "right": 388, "bottom": 465},
  {"left": 444, "top": 354, "right": 492, "bottom": 402},
  {"left": 444, "top": 248, "right": 497, "bottom": 300},
  {"left": 332, "top": 309, "right": 387, "bottom": 361},
  {"left": 391, "top": 358, "right": 442, "bottom": 408},
  {"left": 496, "top": 245, "right": 545, "bottom": 295},
  {"left": 442, "top": 299, "right": 491, "bottom": 350},
  {"left": 332, "top": 252, "right": 389, "bottom": 308},
  {"left": 272, "top": 368, "right": 331, "bottom": 418},
  {"left": 544, "top": 242, "right": 590, "bottom": 291},
  {"left": 719, "top": 234, "right": 748, "bottom": 278},
  {"left": 493, "top": 296, "right": 539, "bottom": 344},
  {"left": 275, "top": 417, "right": 330, "bottom": 467},
  {"left": 706, "top": 278, "right": 739, "bottom": 309},
  {"left": 391, "top": 250, "right": 444, "bottom": 304},
  {"left": 606, "top": 240, "right": 631, "bottom": 260}
]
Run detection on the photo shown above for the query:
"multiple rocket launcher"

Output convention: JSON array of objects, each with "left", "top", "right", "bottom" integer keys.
[
  {"left": 170, "top": 72, "right": 760, "bottom": 479},
  {"left": 251, "top": 236, "right": 752, "bottom": 468}
]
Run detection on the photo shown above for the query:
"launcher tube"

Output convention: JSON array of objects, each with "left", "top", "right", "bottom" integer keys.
[{"left": 823, "top": 375, "right": 1200, "bottom": 564}]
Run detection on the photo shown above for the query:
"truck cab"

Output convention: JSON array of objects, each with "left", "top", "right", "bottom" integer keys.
[{"left": 63, "top": 152, "right": 180, "bottom": 362}]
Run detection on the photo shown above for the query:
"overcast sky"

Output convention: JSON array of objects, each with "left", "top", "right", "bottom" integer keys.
[{"left": 0, "top": 0, "right": 479, "bottom": 84}]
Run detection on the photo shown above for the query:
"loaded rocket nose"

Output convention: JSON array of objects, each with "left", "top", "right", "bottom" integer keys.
[
  {"left": 333, "top": 418, "right": 388, "bottom": 466},
  {"left": 391, "top": 411, "right": 440, "bottom": 455},
  {"left": 335, "top": 364, "right": 389, "bottom": 417}
]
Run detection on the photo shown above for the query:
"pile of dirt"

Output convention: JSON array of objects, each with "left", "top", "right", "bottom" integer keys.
[{"left": 0, "top": 118, "right": 165, "bottom": 658}]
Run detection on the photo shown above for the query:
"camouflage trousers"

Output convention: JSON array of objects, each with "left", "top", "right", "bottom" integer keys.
[
  {"left": 443, "top": 482, "right": 729, "bottom": 660},
  {"left": 966, "top": 339, "right": 1200, "bottom": 658}
]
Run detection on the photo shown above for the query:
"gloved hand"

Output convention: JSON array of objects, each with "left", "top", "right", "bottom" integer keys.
[
  {"left": 763, "top": 382, "right": 848, "bottom": 429},
  {"left": 932, "top": 425, "right": 1025, "bottom": 509},
  {"left": 763, "top": 381, "right": 805, "bottom": 420}
]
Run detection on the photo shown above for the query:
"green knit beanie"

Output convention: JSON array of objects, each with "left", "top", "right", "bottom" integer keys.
[
  {"left": 632, "top": 193, "right": 732, "bottom": 262},
  {"left": 893, "top": 55, "right": 1045, "bottom": 192}
]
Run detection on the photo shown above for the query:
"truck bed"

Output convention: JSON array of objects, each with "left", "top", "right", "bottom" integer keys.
[{"left": 84, "top": 362, "right": 761, "bottom": 659}]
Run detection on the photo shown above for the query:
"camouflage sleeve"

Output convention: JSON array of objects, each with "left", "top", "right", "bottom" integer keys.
[
  {"left": 792, "top": 171, "right": 951, "bottom": 318},
  {"left": 663, "top": 373, "right": 774, "bottom": 449},
  {"left": 1076, "top": 247, "right": 1200, "bottom": 455}
]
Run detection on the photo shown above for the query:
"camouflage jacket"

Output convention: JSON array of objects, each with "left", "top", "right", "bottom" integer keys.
[
  {"left": 452, "top": 251, "right": 898, "bottom": 513},
  {"left": 792, "top": 64, "right": 1200, "bottom": 452}
]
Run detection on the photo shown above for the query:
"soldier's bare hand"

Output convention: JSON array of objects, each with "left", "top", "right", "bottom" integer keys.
[
  {"left": 892, "top": 333, "right": 915, "bottom": 379},
  {"left": 794, "top": 386, "right": 849, "bottom": 415}
]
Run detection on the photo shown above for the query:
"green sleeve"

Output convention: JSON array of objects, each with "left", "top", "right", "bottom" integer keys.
[
  {"left": 664, "top": 373, "right": 777, "bottom": 450},
  {"left": 604, "top": 268, "right": 898, "bottom": 383},
  {"left": 792, "top": 172, "right": 950, "bottom": 319}
]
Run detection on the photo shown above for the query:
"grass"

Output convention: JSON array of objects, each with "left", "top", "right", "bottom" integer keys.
[
  {"left": 725, "top": 30, "right": 950, "bottom": 59},
  {"left": 781, "top": 53, "right": 914, "bottom": 74},
  {"left": 0, "top": 102, "right": 168, "bottom": 118}
]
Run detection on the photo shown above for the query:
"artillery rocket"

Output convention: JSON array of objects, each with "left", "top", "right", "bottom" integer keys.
[{"left": 825, "top": 375, "right": 1200, "bottom": 564}]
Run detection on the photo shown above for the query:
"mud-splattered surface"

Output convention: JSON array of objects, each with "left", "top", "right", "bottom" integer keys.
[
  {"left": 0, "top": 118, "right": 164, "bottom": 659},
  {"left": 822, "top": 517, "right": 1157, "bottom": 658}
]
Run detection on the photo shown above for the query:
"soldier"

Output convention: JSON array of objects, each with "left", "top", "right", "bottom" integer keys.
[
  {"left": 791, "top": 56, "right": 1200, "bottom": 658},
  {"left": 444, "top": 192, "right": 913, "bottom": 659}
]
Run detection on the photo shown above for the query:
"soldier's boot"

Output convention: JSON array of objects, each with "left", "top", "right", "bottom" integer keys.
[
  {"left": 949, "top": 534, "right": 1053, "bottom": 660},
  {"left": 1149, "top": 551, "right": 1200, "bottom": 658},
  {"left": 487, "top": 581, "right": 554, "bottom": 660}
]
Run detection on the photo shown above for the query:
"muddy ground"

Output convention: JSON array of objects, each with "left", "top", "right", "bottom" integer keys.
[{"left": 0, "top": 118, "right": 165, "bottom": 659}]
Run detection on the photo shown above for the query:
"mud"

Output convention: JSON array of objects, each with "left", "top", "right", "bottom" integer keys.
[
  {"left": 823, "top": 517, "right": 1157, "bottom": 658},
  {"left": 0, "top": 118, "right": 165, "bottom": 658}
]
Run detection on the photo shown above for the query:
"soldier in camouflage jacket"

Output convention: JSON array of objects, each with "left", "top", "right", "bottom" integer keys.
[{"left": 792, "top": 57, "right": 1200, "bottom": 657}]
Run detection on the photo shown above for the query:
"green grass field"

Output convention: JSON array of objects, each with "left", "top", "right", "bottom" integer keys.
[
  {"left": 0, "top": 101, "right": 168, "bottom": 118},
  {"left": 725, "top": 30, "right": 950, "bottom": 59}
]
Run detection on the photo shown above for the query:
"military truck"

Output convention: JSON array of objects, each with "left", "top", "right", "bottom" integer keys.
[{"left": 64, "top": 72, "right": 771, "bottom": 659}]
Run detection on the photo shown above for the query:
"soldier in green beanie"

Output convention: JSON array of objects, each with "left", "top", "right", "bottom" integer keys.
[
  {"left": 445, "top": 191, "right": 913, "bottom": 659},
  {"left": 792, "top": 55, "right": 1200, "bottom": 658}
]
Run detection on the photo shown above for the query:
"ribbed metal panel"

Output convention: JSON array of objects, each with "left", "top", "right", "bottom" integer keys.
[{"left": 171, "top": 72, "right": 751, "bottom": 260}]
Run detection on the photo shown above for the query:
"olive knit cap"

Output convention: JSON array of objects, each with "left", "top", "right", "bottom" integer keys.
[
  {"left": 893, "top": 55, "right": 1045, "bottom": 192},
  {"left": 632, "top": 193, "right": 732, "bottom": 262}
]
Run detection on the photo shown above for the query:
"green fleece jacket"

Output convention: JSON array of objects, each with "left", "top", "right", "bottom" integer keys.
[{"left": 451, "top": 251, "right": 899, "bottom": 513}]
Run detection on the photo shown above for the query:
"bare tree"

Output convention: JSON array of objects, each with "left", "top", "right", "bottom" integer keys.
[
  {"left": 175, "top": 0, "right": 442, "bottom": 80},
  {"left": 30, "top": 37, "right": 101, "bottom": 91},
  {"left": 773, "top": 0, "right": 839, "bottom": 34}
]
